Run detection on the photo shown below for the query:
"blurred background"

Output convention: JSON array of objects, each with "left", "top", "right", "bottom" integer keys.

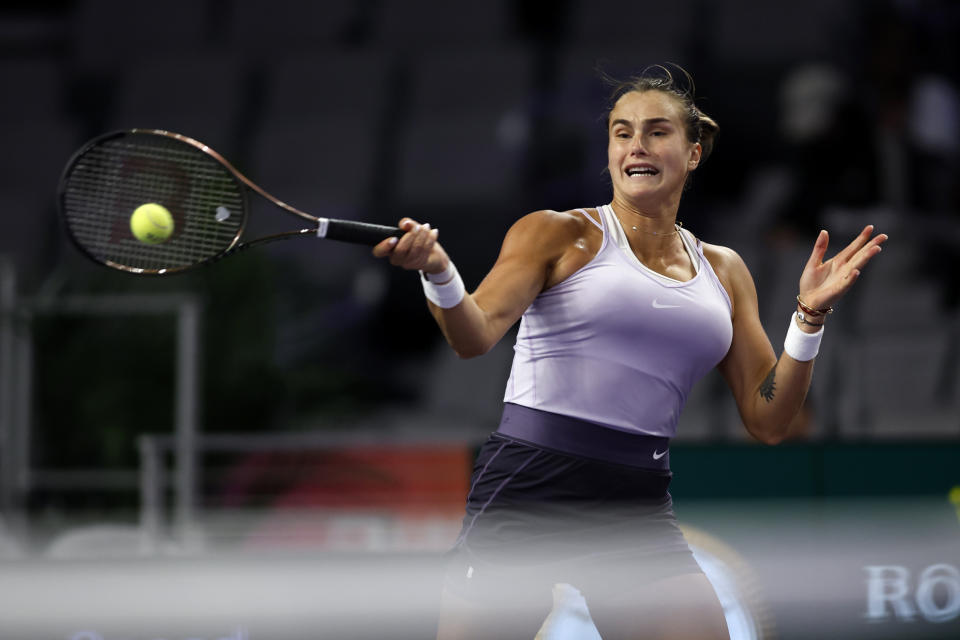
[{"left": 0, "top": 0, "right": 958, "bottom": 638}]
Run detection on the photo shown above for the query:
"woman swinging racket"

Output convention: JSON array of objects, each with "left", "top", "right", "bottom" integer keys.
[{"left": 375, "top": 64, "right": 886, "bottom": 639}]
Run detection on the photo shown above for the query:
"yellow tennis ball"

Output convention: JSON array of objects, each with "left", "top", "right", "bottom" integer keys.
[
  {"left": 949, "top": 485, "right": 960, "bottom": 505},
  {"left": 130, "top": 203, "right": 174, "bottom": 244}
]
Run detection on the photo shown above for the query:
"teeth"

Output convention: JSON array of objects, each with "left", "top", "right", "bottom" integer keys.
[{"left": 627, "top": 168, "right": 657, "bottom": 176}]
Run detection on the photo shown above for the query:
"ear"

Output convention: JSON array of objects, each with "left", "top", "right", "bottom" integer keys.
[{"left": 687, "top": 142, "right": 702, "bottom": 171}]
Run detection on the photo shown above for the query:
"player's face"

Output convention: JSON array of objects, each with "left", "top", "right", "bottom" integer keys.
[{"left": 607, "top": 90, "right": 701, "bottom": 204}]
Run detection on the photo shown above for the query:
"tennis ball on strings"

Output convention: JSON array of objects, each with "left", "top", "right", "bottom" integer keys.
[{"left": 130, "top": 203, "right": 174, "bottom": 244}]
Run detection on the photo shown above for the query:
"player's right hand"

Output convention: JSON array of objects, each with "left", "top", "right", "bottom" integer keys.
[{"left": 372, "top": 217, "right": 449, "bottom": 275}]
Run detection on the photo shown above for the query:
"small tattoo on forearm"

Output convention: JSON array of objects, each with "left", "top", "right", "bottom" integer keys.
[{"left": 760, "top": 366, "right": 777, "bottom": 402}]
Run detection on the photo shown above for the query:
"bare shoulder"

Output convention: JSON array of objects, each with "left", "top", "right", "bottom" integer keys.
[
  {"left": 503, "top": 208, "right": 597, "bottom": 253},
  {"left": 495, "top": 208, "right": 602, "bottom": 288},
  {"left": 700, "top": 241, "right": 756, "bottom": 310},
  {"left": 510, "top": 208, "right": 596, "bottom": 235},
  {"left": 701, "top": 241, "right": 749, "bottom": 279}
]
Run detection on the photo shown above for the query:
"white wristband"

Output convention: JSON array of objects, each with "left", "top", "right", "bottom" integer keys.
[
  {"left": 422, "top": 260, "right": 456, "bottom": 284},
  {"left": 784, "top": 312, "right": 823, "bottom": 362},
  {"left": 420, "top": 262, "right": 465, "bottom": 308}
]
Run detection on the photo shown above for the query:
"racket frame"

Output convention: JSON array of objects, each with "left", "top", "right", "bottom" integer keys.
[{"left": 58, "top": 128, "right": 399, "bottom": 275}]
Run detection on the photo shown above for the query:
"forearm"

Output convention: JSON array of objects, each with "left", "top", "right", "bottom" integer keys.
[
  {"left": 428, "top": 295, "right": 502, "bottom": 358},
  {"left": 420, "top": 261, "right": 529, "bottom": 359},
  {"left": 743, "top": 309, "right": 823, "bottom": 444},
  {"left": 380, "top": 211, "right": 572, "bottom": 360},
  {"left": 418, "top": 262, "right": 493, "bottom": 357},
  {"left": 744, "top": 351, "right": 814, "bottom": 444}
]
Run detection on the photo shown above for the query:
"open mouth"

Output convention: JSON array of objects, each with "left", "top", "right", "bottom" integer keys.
[{"left": 626, "top": 166, "right": 659, "bottom": 177}]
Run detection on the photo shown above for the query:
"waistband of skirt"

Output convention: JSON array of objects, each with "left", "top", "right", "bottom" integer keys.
[{"left": 496, "top": 403, "right": 671, "bottom": 471}]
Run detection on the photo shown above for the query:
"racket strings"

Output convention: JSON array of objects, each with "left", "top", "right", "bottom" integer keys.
[{"left": 62, "top": 133, "right": 246, "bottom": 273}]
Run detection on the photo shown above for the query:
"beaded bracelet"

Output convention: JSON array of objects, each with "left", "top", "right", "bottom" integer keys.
[{"left": 796, "top": 310, "right": 825, "bottom": 327}]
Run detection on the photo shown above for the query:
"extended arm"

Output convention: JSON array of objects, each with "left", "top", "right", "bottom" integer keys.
[
  {"left": 715, "top": 225, "right": 887, "bottom": 444},
  {"left": 372, "top": 212, "right": 580, "bottom": 358}
]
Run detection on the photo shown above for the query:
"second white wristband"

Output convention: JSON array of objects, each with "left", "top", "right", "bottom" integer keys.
[
  {"left": 784, "top": 312, "right": 824, "bottom": 362},
  {"left": 420, "top": 262, "right": 465, "bottom": 308}
]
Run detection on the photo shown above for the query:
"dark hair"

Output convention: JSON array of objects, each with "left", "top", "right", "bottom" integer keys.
[{"left": 602, "top": 64, "right": 719, "bottom": 163}]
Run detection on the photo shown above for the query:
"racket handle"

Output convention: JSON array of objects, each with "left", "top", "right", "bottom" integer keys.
[{"left": 318, "top": 219, "right": 403, "bottom": 245}]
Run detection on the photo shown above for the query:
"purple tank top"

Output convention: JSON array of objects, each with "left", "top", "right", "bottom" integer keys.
[{"left": 503, "top": 205, "right": 733, "bottom": 438}]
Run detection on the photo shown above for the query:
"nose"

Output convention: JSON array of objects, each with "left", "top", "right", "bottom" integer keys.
[{"left": 629, "top": 134, "right": 648, "bottom": 156}]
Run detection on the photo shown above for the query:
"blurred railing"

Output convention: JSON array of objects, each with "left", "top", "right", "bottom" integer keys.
[{"left": 0, "top": 261, "right": 202, "bottom": 548}]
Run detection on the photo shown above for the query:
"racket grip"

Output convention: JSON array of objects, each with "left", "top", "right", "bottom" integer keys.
[{"left": 319, "top": 219, "right": 403, "bottom": 245}]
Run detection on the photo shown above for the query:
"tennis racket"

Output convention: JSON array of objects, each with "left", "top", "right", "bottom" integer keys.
[{"left": 58, "top": 128, "right": 403, "bottom": 275}]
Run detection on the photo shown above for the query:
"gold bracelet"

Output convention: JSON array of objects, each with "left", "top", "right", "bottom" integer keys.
[{"left": 796, "top": 295, "right": 833, "bottom": 317}]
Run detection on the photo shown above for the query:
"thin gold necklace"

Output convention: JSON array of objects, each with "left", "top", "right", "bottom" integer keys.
[{"left": 630, "top": 220, "right": 682, "bottom": 236}]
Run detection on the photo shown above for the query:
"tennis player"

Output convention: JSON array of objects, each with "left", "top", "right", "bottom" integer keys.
[{"left": 374, "top": 65, "right": 886, "bottom": 639}]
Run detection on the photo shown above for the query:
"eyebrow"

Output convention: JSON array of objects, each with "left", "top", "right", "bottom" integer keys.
[{"left": 610, "top": 117, "right": 674, "bottom": 128}]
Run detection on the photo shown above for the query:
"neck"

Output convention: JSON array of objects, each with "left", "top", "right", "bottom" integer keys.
[{"left": 609, "top": 198, "right": 681, "bottom": 244}]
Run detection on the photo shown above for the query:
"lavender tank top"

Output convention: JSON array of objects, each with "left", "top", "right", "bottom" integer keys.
[{"left": 502, "top": 205, "right": 733, "bottom": 438}]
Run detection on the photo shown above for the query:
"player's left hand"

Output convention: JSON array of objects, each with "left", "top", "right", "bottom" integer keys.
[{"left": 798, "top": 225, "right": 888, "bottom": 310}]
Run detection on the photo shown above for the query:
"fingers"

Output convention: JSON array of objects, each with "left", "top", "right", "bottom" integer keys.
[
  {"left": 371, "top": 235, "right": 399, "bottom": 258},
  {"left": 847, "top": 231, "right": 887, "bottom": 272},
  {"left": 371, "top": 217, "right": 414, "bottom": 258},
  {"left": 394, "top": 222, "right": 437, "bottom": 269},
  {"left": 408, "top": 222, "right": 438, "bottom": 256},
  {"left": 805, "top": 229, "right": 829, "bottom": 270},
  {"left": 834, "top": 225, "right": 878, "bottom": 264},
  {"left": 371, "top": 218, "right": 440, "bottom": 271},
  {"left": 840, "top": 226, "right": 887, "bottom": 271},
  {"left": 803, "top": 226, "right": 887, "bottom": 306}
]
